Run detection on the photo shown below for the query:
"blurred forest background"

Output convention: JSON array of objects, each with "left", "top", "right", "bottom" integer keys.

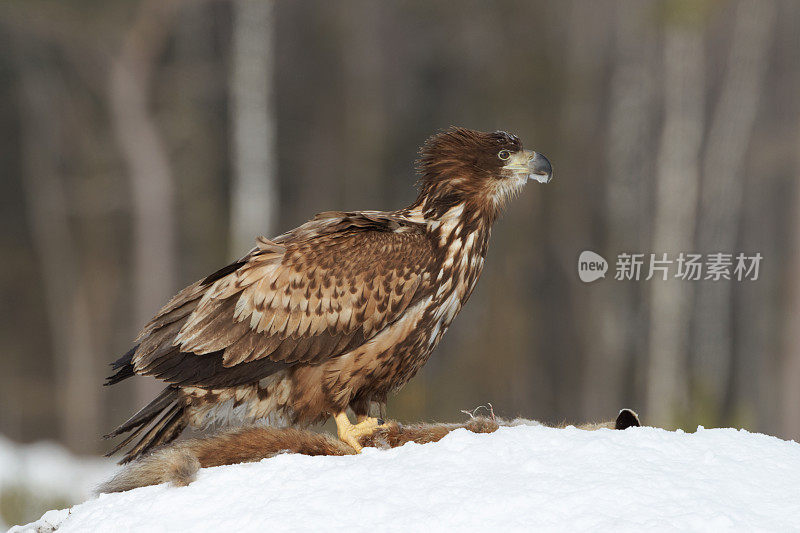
[{"left": 2, "top": 0, "right": 800, "bottom": 462}]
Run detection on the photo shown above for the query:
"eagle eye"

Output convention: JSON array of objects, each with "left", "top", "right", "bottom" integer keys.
[{"left": 498, "top": 149, "right": 511, "bottom": 161}]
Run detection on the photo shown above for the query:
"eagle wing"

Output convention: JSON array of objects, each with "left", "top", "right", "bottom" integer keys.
[{"left": 130, "top": 212, "right": 433, "bottom": 387}]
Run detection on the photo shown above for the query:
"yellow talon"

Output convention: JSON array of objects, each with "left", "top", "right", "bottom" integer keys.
[{"left": 334, "top": 412, "right": 385, "bottom": 452}]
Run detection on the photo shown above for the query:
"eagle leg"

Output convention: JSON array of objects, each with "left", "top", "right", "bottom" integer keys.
[
  {"left": 334, "top": 412, "right": 386, "bottom": 452},
  {"left": 354, "top": 402, "right": 387, "bottom": 423}
]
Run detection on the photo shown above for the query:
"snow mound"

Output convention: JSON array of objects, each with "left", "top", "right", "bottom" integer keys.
[{"left": 12, "top": 424, "right": 800, "bottom": 532}]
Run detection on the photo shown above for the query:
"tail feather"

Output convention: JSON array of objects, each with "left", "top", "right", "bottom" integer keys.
[
  {"left": 105, "top": 346, "right": 137, "bottom": 386},
  {"left": 105, "top": 386, "right": 177, "bottom": 438},
  {"left": 118, "top": 400, "right": 184, "bottom": 462},
  {"left": 150, "top": 407, "right": 187, "bottom": 449},
  {"left": 105, "top": 386, "right": 187, "bottom": 464}
]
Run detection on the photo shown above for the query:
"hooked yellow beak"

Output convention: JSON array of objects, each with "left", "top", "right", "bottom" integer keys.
[{"left": 503, "top": 150, "right": 553, "bottom": 184}]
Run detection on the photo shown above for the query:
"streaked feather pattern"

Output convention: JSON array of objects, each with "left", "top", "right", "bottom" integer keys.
[{"left": 131, "top": 211, "right": 433, "bottom": 383}]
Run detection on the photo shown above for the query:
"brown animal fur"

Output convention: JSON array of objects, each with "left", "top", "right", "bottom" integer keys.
[
  {"left": 97, "top": 449, "right": 200, "bottom": 494},
  {"left": 98, "top": 409, "right": 640, "bottom": 493}
]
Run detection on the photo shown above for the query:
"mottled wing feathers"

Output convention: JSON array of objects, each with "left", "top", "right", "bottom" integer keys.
[{"left": 130, "top": 212, "right": 432, "bottom": 386}]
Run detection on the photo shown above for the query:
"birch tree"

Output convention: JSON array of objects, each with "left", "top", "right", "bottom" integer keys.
[
  {"left": 338, "top": 0, "right": 386, "bottom": 209},
  {"left": 229, "top": 0, "right": 277, "bottom": 253},
  {"left": 17, "top": 42, "right": 101, "bottom": 452},
  {"left": 646, "top": 2, "right": 707, "bottom": 426},
  {"left": 587, "top": 0, "right": 658, "bottom": 419},
  {"left": 109, "top": 0, "right": 181, "bottom": 406},
  {"left": 782, "top": 54, "right": 800, "bottom": 441},
  {"left": 693, "top": 0, "right": 775, "bottom": 420}
]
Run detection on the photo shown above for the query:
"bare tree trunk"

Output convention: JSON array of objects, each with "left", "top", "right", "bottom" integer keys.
[
  {"left": 781, "top": 81, "right": 800, "bottom": 441},
  {"left": 109, "top": 0, "right": 181, "bottom": 406},
  {"left": 16, "top": 43, "right": 101, "bottom": 452},
  {"left": 561, "top": 0, "right": 614, "bottom": 421},
  {"left": 560, "top": 0, "right": 611, "bottom": 143},
  {"left": 230, "top": 0, "right": 277, "bottom": 252},
  {"left": 647, "top": 19, "right": 705, "bottom": 427},
  {"left": 338, "top": 0, "right": 386, "bottom": 209},
  {"left": 585, "top": 0, "right": 658, "bottom": 420},
  {"left": 693, "top": 0, "right": 775, "bottom": 420}
]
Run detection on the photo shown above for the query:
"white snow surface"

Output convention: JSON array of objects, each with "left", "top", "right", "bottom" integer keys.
[{"left": 11, "top": 424, "right": 800, "bottom": 532}]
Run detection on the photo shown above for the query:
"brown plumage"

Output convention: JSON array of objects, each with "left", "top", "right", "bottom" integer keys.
[
  {"left": 97, "top": 410, "right": 640, "bottom": 493},
  {"left": 104, "top": 127, "right": 553, "bottom": 462}
]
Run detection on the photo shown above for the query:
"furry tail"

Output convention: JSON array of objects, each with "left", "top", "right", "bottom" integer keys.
[
  {"left": 104, "top": 386, "right": 187, "bottom": 464},
  {"left": 97, "top": 426, "right": 352, "bottom": 493},
  {"left": 97, "top": 448, "right": 200, "bottom": 493}
]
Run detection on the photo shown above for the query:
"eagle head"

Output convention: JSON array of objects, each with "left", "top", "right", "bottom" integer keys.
[{"left": 414, "top": 127, "right": 552, "bottom": 220}]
